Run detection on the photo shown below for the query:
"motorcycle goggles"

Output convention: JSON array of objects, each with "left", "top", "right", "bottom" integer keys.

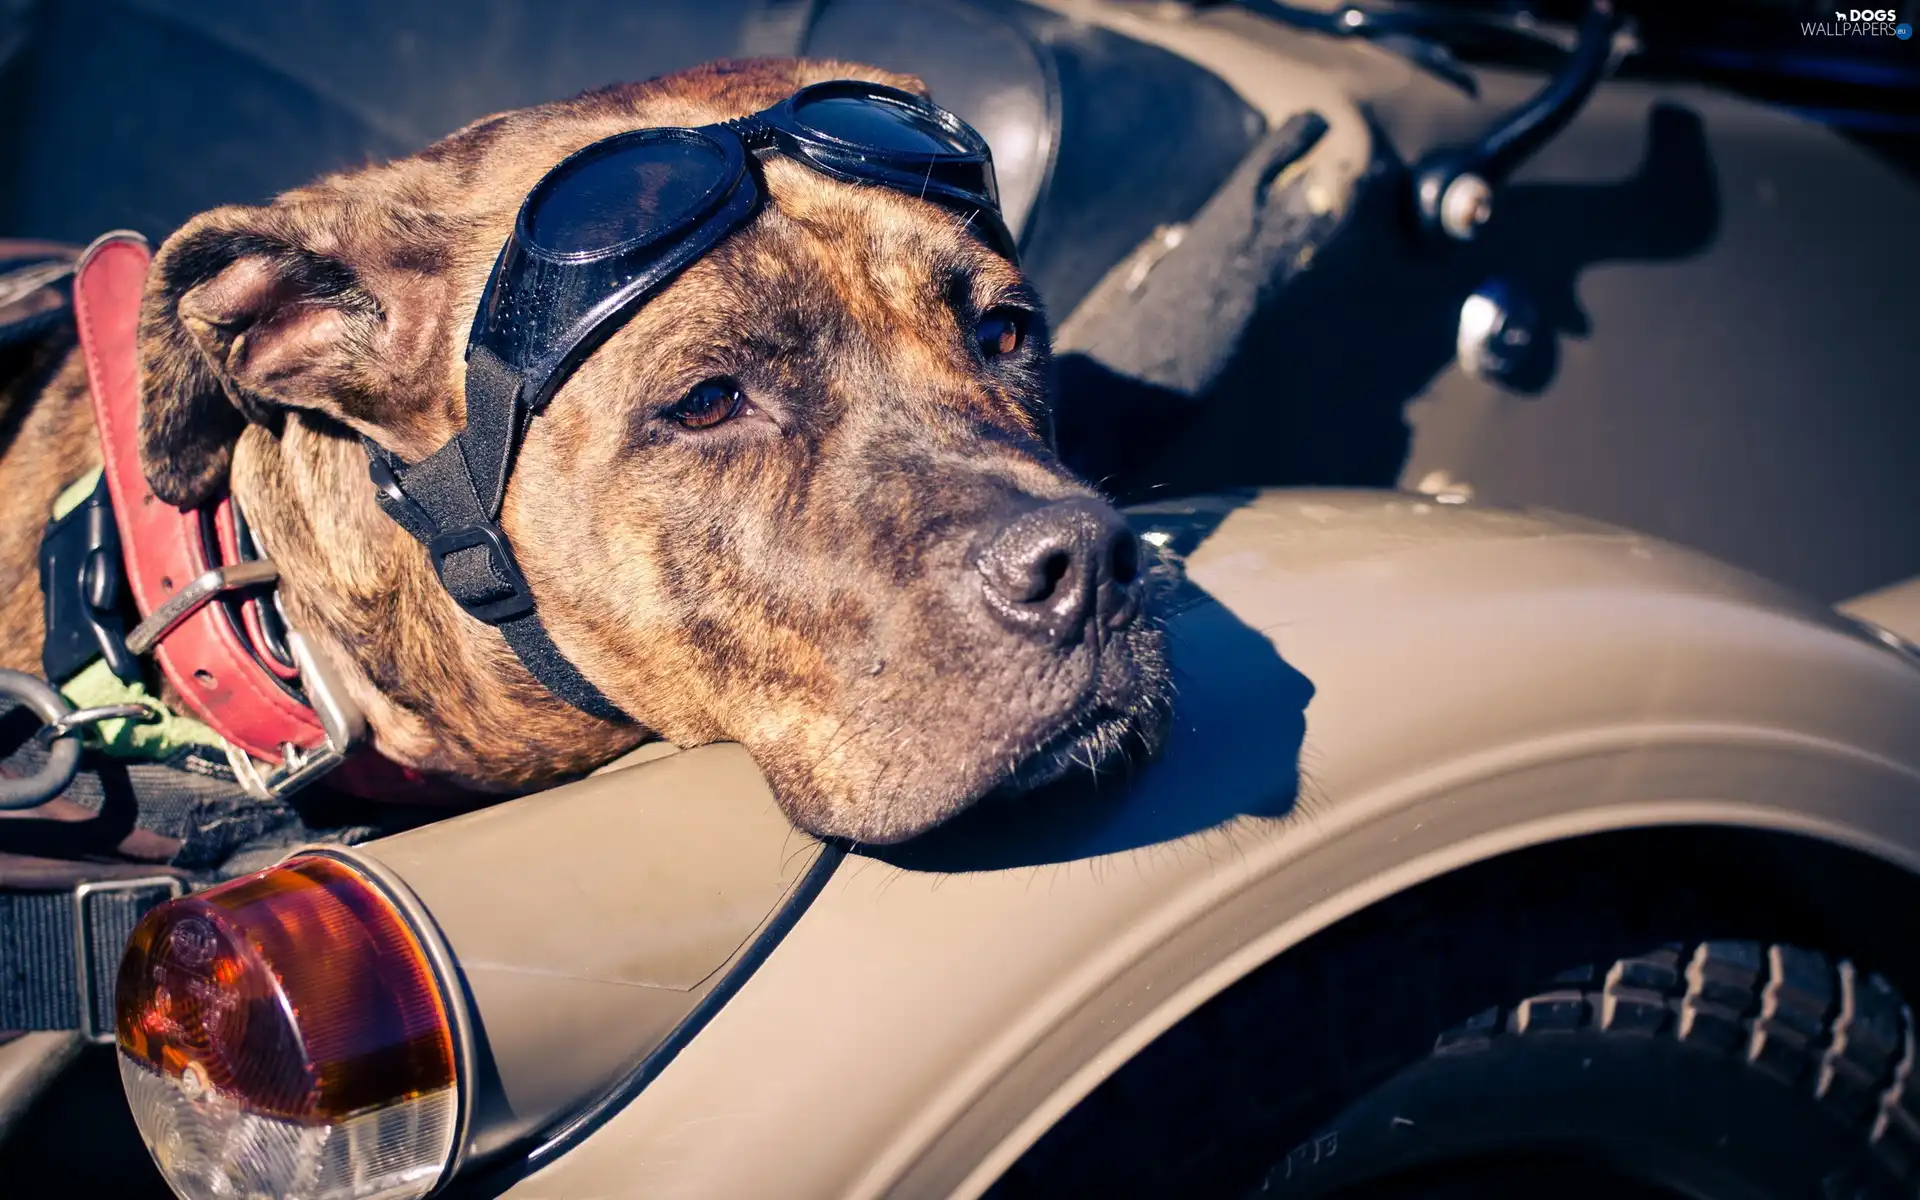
[
  {"left": 472, "top": 79, "right": 1014, "bottom": 412},
  {"left": 365, "top": 81, "right": 1014, "bottom": 723}
]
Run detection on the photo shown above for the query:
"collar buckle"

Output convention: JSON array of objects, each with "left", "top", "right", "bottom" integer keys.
[
  {"left": 224, "top": 626, "right": 367, "bottom": 802},
  {"left": 122, "top": 559, "right": 281, "bottom": 656}
]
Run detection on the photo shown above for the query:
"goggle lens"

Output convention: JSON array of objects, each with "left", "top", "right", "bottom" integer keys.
[
  {"left": 790, "top": 93, "right": 975, "bottom": 158},
  {"left": 524, "top": 135, "right": 734, "bottom": 257}
]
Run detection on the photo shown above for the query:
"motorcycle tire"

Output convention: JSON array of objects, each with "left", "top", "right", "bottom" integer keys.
[
  {"left": 1251, "top": 939, "right": 1914, "bottom": 1199},
  {"left": 987, "top": 831, "right": 1920, "bottom": 1200}
]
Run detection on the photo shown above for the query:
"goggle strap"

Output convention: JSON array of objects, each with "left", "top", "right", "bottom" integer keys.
[
  {"left": 357, "top": 81, "right": 1015, "bottom": 729},
  {"left": 360, "top": 352, "right": 633, "bottom": 724},
  {"left": 368, "top": 439, "right": 485, "bottom": 538},
  {"left": 459, "top": 344, "right": 526, "bottom": 521},
  {"left": 493, "top": 607, "right": 630, "bottom": 723}
]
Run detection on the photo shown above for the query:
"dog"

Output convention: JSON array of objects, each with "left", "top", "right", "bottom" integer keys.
[{"left": 0, "top": 58, "right": 1171, "bottom": 845}]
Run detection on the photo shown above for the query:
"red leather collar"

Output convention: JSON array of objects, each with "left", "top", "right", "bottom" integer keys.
[{"left": 73, "top": 232, "right": 460, "bottom": 803}]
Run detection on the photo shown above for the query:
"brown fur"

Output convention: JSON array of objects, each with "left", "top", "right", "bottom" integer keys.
[{"left": 0, "top": 59, "right": 1169, "bottom": 843}]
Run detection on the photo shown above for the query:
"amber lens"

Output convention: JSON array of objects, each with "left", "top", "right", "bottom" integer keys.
[{"left": 116, "top": 855, "right": 455, "bottom": 1121}]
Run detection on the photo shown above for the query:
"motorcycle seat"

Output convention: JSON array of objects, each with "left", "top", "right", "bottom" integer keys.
[{"left": 807, "top": 0, "right": 1265, "bottom": 317}]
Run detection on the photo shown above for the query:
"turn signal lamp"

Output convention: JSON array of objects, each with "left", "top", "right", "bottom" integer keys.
[{"left": 114, "top": 854, "right": 463, "bottom": 1200}]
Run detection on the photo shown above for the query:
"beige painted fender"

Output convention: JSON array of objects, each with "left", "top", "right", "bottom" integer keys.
[{"left": 345, "top": 488, "right": 1919, "bottom": 1200}]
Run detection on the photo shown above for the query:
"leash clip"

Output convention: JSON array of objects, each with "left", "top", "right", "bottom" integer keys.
[
  {"left": 38, "top": 699, "right": 165, "bottom": 744},
  {"left": 0, "top": 668, "right": 82, "bottom": 809},
  {"left": 223, "top": 628, "right": 367, "bottom": 802}
]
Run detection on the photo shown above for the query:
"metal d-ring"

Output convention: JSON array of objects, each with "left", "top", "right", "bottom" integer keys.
[
  {"left": 0, "top": 668, "right": 83, "bottom": 809},
  {"left": 41, "top": 699, "right": 165, "bottom": 743}
]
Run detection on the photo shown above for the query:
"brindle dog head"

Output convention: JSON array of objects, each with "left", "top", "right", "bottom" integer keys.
[{"left": 135, "top": 58, "right": 1170, "bottom": 843}]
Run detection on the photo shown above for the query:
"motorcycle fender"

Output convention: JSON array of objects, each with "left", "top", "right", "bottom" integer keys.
[{"left": 434, "top": 489, "right": 1920, "bottom": 1199}]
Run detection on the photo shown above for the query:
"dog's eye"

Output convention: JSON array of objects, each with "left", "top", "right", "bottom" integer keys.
[
  {"left": 975, "top": 307, "right": 1029, "bottom": 360},
  {"left": 668, "top": 378, "right": 745, "bottom": 430}
]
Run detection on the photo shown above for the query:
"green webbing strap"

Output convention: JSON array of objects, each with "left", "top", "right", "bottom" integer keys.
[{"left": 49, "top": 468, "right": 99, "bottom": 521}]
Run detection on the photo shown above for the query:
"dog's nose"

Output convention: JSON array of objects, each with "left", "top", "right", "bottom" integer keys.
[{"left": 977, "top": 498, "right": 1142, "bottom": 644}]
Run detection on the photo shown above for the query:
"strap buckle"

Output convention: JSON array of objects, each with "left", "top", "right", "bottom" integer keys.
[
  {"left": 428, "top": 524, "right": 537, "bottom": 624},
  {"left": 0, "top": 669, "right": 83, "bottom": 810},
  {"left": 38, "top": 473, "right": 140, "bottom": 685},
  {"left": 124, "top": 560, "right": 281, "bottom": 656},
  {"left": 73, "top": 876, "right": 185, "bottom": 1043},
  {"left": 223, "top": 627, "right": 367, "bottom": 802}
]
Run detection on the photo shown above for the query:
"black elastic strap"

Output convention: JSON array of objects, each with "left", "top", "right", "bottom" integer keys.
[
  {"left": 494, "top": 613, "right": 628, "bottom": 720},
  {"left": 0, "top": 881, "right": 180, "bottom": 1035},
  {"left": 365, "top": 347, "right": 630, "bottom": 724},
  {"left": 459, "top": 343, "right": 525, "bottom": 519}
]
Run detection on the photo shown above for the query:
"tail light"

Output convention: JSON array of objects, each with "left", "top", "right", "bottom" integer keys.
[{"left": 114, "top": 854, "right": 465, "bottom": 1200}]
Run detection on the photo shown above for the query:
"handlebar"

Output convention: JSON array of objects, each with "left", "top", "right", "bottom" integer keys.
[
  {"left": 1227, "top": 0, "right": 1627, "bottom": 242},
  {"left": 1410, "top": 0, "right": 1626, "bottom": 242},
  {"left": 1230, "top": 0, "right": 1582, "bottom": 94}
]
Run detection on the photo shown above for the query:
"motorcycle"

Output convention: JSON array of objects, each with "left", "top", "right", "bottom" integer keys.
[{"left": 1, "top": 1, "right": 1917, "bottom": 1196}]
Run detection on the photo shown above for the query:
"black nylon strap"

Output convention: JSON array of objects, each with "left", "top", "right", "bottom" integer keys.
[
  {"left": 461, "top": 344, "right": 524, "bottom": 518},
  {"left": 364, "top": 348, "right": 629, "bottom": 723},
  {"left": 496, "top": 612, "right": 627, "bottom": 720},
  {"left": 1, "top": 881, "right": 179, "bottom": 1034}
]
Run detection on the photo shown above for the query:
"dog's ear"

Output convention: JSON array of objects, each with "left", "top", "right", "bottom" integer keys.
[{"left": 139, "top": 200, "right": 450, "bottom": 506}]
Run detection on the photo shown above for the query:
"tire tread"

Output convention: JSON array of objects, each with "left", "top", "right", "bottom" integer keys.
[
  {"left": 1420, "top": 939, "right": 1917, "bottom": 1186},
  {"left": 986, "top": 837, "right": 1920, "bottom": 1199}
]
